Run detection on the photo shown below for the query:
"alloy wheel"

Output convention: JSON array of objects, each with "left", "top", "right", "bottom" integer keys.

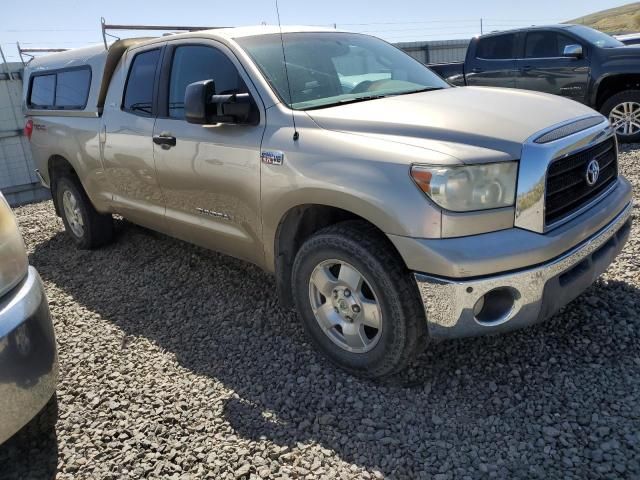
[
  {"left": 308, "top": 259, "right": 382, "bottom": 353},
  {"left": 62, "top": 189, "right": 84, "bottom": 237},
  {"left": 609, "top": 101, "right": 640, "bottom": 136}
]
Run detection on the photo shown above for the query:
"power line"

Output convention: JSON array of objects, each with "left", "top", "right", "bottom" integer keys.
[
  {"left": 0, "top": 28, "right": 96, "bottom": 32},
  {"left": 336, "top": 17, "right": 565, "bottom": 27},
  {"left": 1, "top": 41, "right": 101, "bottom": 46}
]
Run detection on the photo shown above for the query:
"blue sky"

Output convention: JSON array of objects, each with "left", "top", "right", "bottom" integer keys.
[{"left": 0, "top": 0, "right": 634, "bottom": 63}]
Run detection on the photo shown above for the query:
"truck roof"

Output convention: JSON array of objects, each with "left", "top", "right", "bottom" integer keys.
[
  {"left": 22, "top": 25, "right": 339, "bottom": 116},
  {"left": 479, "top": 24, "right": 578, "bottom": 38},
  {"left": 26, "top": 25, "right": 338, "bottom": 71}
]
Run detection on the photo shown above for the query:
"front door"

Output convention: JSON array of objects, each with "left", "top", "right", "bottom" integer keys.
[
  {"left": 152, "top": 41, "right": 266, "bottom": 265},
  {"left": 515, "top": 30, "right": 590, "bottom": 103}
]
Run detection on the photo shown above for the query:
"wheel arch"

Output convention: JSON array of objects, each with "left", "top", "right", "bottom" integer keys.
[
  {"left": 594, "top": 73, "right": 640, "bottom": 110},
  {"left": 48, "top": 154, "right": 80, "bottom": 217},
  {"left": 273, "top": 203, "right": 407, "bottom": 309}
]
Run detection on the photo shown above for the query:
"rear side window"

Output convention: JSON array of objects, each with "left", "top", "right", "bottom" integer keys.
[
  {"left": 476, "top": 34, "right": 516, "bottom": 60},
  {"left": 55, "top": 69, "right": 91, "bottom": 108},
  {"left": 123, "top": 49, "right": 161, "bottom": 116},
  {"left": 525, "top": 32, "right": 577, "bottom": 58},
  {"left": 168, "top": 45, "right": 245, "bottom": 119},
  {"left": 30, "top": 74, "right": 56, "bottom": 108},
  {"left": 29, "top": 67, "right": 91, "bottom": 110}
]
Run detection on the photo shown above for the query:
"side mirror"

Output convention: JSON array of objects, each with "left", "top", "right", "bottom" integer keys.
[
  {"left": 185, "top": 79, "right": 253, "bottom": 125},
  {"left": 185, "top": 80, "right": 214, "bottom": 124},
  {"left": 563, "top": 44, "right": 583, "bottom": 59}
]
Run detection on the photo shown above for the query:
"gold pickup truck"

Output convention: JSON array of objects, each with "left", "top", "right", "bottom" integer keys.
[{"left": 23, "top": 26, "right": 632, "bottom": 377}]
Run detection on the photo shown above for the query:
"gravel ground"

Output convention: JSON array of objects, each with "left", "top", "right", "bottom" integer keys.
[{"left": 1, "top": 146, "right": 640, "bottom": 480}]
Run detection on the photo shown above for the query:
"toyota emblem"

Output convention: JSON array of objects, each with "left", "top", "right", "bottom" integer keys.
[{"left": 585, "top": 159, "right": 600, "bottom": 186}]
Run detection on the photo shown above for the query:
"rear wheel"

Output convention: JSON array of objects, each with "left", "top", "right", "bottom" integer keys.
[
  {"left": 292, "top": 220, "right": 427, "bottom": 378},
  {"left": 600, "top": 90, "right": 640, "bottom": 143},
  {"left": 55, "top": 176, "right": 114, "bottom": 249}
]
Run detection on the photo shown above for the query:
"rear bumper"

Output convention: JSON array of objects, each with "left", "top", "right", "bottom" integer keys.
[
  {"left": 415, "top": 201, "right": 632, "bottom": 339},
  {"left": 0, "top": 267, "right": 58, "bottom": 444}
]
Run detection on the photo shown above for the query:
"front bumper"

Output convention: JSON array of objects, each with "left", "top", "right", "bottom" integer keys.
[
  {"left": 0, "top": 267, "right": 58, "bottom": 444},
  {"left": 415, "top": 202, "right": 632, "bottom": 339}
]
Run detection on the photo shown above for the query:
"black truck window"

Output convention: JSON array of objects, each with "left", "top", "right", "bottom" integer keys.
[
  {"left": 168, "top": 45, "right": 245, "bottom": 120},
  {"left": 525, "top": 32, "right": 577, "bottom": 58},
  {"left": 476, "top": 34, "right": 516, "bottom": 60},
  {"left": 123, "top": 49, "right": 161, "bottom": 116}
]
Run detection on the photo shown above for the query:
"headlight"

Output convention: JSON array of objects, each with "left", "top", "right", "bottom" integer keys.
[
  {"left": 0, "top": 193, "right": 28, "bottom": 298},
  {"left": 411, "top": 161, "right": 518, "bottom": 211}
]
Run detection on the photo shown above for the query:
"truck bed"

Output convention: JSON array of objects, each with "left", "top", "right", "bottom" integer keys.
[{"left": 428, "top": 62, "right": 465, "bottom": 86}]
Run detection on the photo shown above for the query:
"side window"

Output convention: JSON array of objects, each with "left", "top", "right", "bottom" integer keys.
[
  {"left": 168, "top": 45, "right": 246, "bottom": 119},
  {"left": 476, "top": 34, "right": 516, "bottom": 60},
  {"left": 123, "top": 49, "right": 161, "bottom": 116},
  {"left": 55, "top": 69, "right": 91, "bottom": 108},
  {"left": 30, "top": 74, "right": 56, "bottom": 108},
  {"left": 525, "top": 32, "right": 578, "bottom": 58}
]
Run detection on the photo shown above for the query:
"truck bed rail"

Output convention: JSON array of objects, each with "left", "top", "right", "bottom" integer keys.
[
  {"left": 100, "top": 17, "right": 225, "bottom": 49},
  {"left": 17, "top": 43, "right": 69, "bottom": 64}
]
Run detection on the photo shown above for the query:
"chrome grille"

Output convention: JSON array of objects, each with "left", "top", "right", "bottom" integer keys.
[{"left": 545, "top": 137, "right": 617, "bottom": 226}]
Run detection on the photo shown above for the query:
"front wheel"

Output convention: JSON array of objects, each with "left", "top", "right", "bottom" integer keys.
[
  {"left": 291, "top": 221, "right": 427, "bottom": 378},
  {"left": 600, "top": 90, "right": 640, "bottom": 143}
]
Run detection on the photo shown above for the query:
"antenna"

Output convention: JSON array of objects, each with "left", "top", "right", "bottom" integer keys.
[{"left": 275, "top": 0, "right": 299, "bottom": 141}]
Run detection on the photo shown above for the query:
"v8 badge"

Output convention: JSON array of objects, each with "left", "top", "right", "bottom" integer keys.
[{"left": 261, "top": 151, "right": 284, "bottom": 166}]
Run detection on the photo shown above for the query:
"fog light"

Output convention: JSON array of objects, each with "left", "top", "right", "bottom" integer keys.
[{"left": 473, "top": 287, "right": 517, "bottom": 326}]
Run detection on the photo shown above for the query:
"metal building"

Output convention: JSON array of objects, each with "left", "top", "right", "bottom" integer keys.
[
  {"left": 0, "top": 61, "right": 49, "bottom": 206},
  {"left": 396, "top": 39, "right": 470, "bottom": 64}
]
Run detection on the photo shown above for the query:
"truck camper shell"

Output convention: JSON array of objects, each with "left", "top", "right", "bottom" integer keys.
[
  {"left": 23, "top": 39, "right": 153, "bottom": 117},
  {"left": 22, "top": 20, "right": 226, "bottom": 117}
]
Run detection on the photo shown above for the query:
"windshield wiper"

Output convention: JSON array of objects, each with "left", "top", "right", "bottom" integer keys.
[
  {"left": 392, "top": 87, "right": 444, "bottom": 96},
  {"left": 302, "top": 94, "right": 389, "bottom": 111}
]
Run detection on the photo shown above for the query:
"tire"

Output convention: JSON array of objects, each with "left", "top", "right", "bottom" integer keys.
[
  {"left": 55, "top": 175, "right": 114, "bottom": 249},
  {"left": 291, "top": 220, "right": 427, "bottom": 378},
  {"left": 600, "top": 90, "right": 640, "bottom": 143}
]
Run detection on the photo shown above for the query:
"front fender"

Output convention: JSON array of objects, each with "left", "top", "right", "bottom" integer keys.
[
  {"left": 261, "top": 159, "right": 442, "bottom": 273},
  {"left": 589, "top": 68, "right": 640, "bottom": 107}
]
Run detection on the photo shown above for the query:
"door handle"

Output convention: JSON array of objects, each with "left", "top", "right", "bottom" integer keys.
[
  {"left": 153, "top": 134, "right": 176, "bottom": 148},
  {"left": 471, "top": 67, "right": 483, "bottom": 73}
]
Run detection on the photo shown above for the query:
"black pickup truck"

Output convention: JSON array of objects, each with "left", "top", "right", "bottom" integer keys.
[{"left": 430, "top": 24, "right": 640, "bottom": 142}]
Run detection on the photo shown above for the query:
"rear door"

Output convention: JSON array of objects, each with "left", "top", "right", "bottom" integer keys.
[
  {"left": 101, "top": 43, "right": 167, "bottom": 231},
  {"left": 152, "top": 40, "right": 266, "bottom": 265},
  {"left": 465, "top": 33, "right": 518, "bottom": 88},
  {"left": 515, "top": 30, "right": 590, "bottom": 103}
]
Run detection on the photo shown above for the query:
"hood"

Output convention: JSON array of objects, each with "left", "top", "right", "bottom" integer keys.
[
  {"left": 305, "top": 86, "right": 600, "bottom": 163},
  {"left": 602, "top": 45, "right": 640, "bottom": 57}
]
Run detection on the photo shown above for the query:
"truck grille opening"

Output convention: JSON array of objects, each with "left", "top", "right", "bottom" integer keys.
[{"left": 545, "top": 137, "right": 617, "bottom": 226}]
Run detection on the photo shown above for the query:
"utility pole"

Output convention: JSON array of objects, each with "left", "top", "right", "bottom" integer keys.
[{"left": 480, "top": 18, "right": 483, "bottom": 35}]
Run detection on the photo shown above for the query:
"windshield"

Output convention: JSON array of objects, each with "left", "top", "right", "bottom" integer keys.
[
  {"left": 569, "top": 25, "right": 624, "bottom": 48},
  {"left": 235, "top": 32, "right": 449, "bottom": 110}
]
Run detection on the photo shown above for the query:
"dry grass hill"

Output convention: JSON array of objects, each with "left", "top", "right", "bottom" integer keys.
[{"left": 567, "top": 2, "right": 640, "bottom": 33}]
